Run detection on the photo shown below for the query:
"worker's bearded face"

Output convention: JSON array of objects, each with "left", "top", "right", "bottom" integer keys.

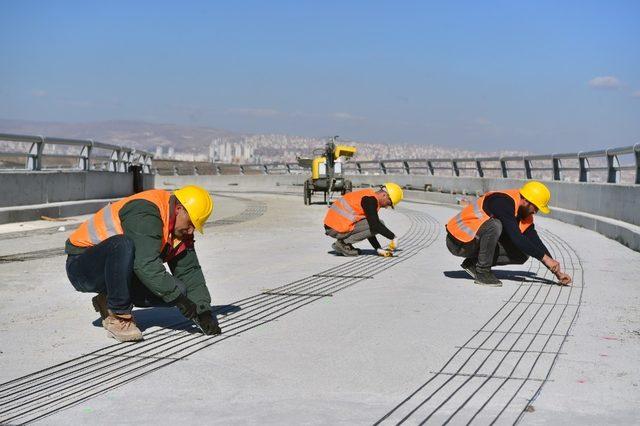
[
  {"left": 174, "top": 204, "right": 195, "bottom": 239},
  {"left": 518, "top": 200, "right": 538, "bottom": 218}
]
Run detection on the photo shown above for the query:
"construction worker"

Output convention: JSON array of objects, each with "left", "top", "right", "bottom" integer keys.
[
  {"left": 65, "top": 185, "right": 221, "bottom": 342},
  {"left": 324, "top": 183, "right": 403, "bottom": 256},
  {"left": 445, "top": 181, "right": 572, "bottom": 286}
]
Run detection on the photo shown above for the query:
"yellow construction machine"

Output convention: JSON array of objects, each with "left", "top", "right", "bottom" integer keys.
[{"left": 298, "top": 136, "right": 356, "bottom": 205}]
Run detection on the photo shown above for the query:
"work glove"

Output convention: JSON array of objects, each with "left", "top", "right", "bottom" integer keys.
[
  {"left": 376, "top": 248, "right": 393, "bottom": 257},
  {"left": 193, "top": 311, "right": 222, "bottom": 335},
  {"left": 387, "top": 238, "right": 398, "bottom": 251},
  {"left": 174, "top": 294, "right": 198, "bottom": 320}
]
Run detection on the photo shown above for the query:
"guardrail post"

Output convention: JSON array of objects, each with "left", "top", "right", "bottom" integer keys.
[
  {"left": 552, "top": 156, "right": 561, "bottom": 181},
  {"left": 240, "top": 165, "right": 245, "bottom": 175},
  {"left": 523, "top": 158, "right": 532, "bottom": 179},
  {"left": 452, "top": 160, "right": 459, "bottom": 176},
  {"left": 140, "top": 154, "right": 150, "bottom": 174},
  {"left": 119, "top": 150, "right": 130, "bottom": 172},
  {"left": 476, "top": 160, "right": 484, "bottom": 178},
  {"left": 578, "top": 152, "right": 588, "bottom": 182},
  {"left": 262, "top": 164, "right": 268, "bottom": 174},
  {"left": 634, "top": 143, "right": 640, "bottom": 184},
  {"left": 79, "top": 140, "right": 92, "bottom": 171},
  {"left": 215, "top": 164, "right": 221, "bottom": 175},
  {"left": 403, "top": 160, "right": 410, "bottom": 174},
  {"left": 380, "top": 162, "right": 387, "bottom": 174},
  {"left": 173, "top": 166, "right": 178, "bottom": 176},
  {"left": 606, "top": 149, "right": 618, "bottom": 183},
  {"left": 108, "top": 148, "right": 118, "bottom": 172},
  {"left": 356, "top": 162, "right": 363, "bottom": 174},
  {"left": 500, "top": 158, "right": 508, "bottom": 178},
  {"left": 286, "top": 163, "right": 292, "bottom": 174},
  {"left": 193, "top": 166, "right": 199, "bottom": 176},
  {"left": 427, "top": 160, "right": 434, "bottom": 175},
  {"left": 27, "top": 136, "right": 44, "bottom": 170}
]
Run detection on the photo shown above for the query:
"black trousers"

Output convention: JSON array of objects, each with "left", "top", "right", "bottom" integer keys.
[{"left": 446, "top": 218, "right": 529, "bottom": 271}]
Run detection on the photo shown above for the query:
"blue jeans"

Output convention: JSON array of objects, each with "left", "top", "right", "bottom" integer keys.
[{"left": 66, "top": 235, "right": 179, "bottom": 314}]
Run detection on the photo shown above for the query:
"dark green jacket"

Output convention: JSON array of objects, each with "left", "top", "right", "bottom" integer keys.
[{"left": 65, "top": 199, "right": 211, "bottom": 314}]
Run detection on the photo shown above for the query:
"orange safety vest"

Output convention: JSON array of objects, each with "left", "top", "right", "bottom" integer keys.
[
  {"left": 69, "top": 189, "right": 182, "bottom": 259},
  {"left": 446, "top": 189, "right": 534, "bottom": 243},
  {"left": 324, "top": 188, "right": 378, "bottom": 233}
]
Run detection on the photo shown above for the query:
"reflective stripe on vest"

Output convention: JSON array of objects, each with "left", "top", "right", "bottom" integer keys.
[
  {"left": 323, "top": 188, "right": 377, "bottom": 233},
  {"left": 69, "top": 190, "right": 171, "bottom": 248},
  {"left": 446, "top": 189, "right": 534, "bottom": 243},
  {"left": 328, "top": 198, "right": 360, "bottom": 223}
]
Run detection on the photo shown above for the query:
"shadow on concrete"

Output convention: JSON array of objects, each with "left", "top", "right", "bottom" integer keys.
[
  {"left": 327, "top": 248, "right": 404, "bottom": 257},
  {"left": 444, "top": 269, "right": 558, "bottom": 285},
  {"left": 92, "top": 304, "right": 241, "bottom": 331}
]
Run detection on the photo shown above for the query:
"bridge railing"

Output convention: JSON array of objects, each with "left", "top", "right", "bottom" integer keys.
[
  {"left": 9, "top": 130, "right": 633, "bottom": 184},
  {"left": 342, "top": 144, "right": 640, "bottom": 184},
  {"left": 154, "top": 144, "right": 640, "bottom": 184},
  {"left": 0, "top": 133, "right": 153, "bottom": 173},
  {"left": 153, "top": 159, "right": 306, "bottom": 176}
]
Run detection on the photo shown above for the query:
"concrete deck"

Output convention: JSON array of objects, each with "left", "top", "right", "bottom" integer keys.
[{"left": 0, "top": 190, "right": 639, "bottom": 425}]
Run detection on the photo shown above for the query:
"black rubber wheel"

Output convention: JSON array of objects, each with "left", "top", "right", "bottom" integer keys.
[{"left": 342, "top": 180, "right": 353, "bottom": 194}]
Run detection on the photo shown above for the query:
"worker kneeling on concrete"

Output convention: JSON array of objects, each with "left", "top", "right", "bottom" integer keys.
[
  {"left": 65, "top": 185, "right": 221, "bottom": 342},
  {"left": 445, "top": 181, "right": 572, "bottom": 286},
  {"left": 324, "top": 183, "right": 403, "bottom": 256}
]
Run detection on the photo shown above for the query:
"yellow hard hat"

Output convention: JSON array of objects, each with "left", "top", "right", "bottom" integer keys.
[
  {"left": 383, "top": 182, "right": 404, "bottom": 208},
  {"left": 174, "top": 185, "right": 214, "bottom": 233},
  {"left": 519, "top": 181, "right": 551, "bottom": 214}
]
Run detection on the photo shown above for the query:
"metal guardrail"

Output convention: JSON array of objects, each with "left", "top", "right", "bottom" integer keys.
[
  {"left": 156, "top": 144, "right": 640, "bottom": 184},
  {"left": 0, "top": 133, "right": 153, "bottom": 173},
  {"left": 344, "top": 144, "right": 640, "bottom": 184},
  {"left": 153, "top": 159, "right": 306, "bottom": 176},
  {"left": 4, "top": 131, "right": 636, "bottom": 184}
]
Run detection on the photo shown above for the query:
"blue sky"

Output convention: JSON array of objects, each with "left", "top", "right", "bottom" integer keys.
[{"left": 1, "top": 0, "right": 638, "bottom": 152}]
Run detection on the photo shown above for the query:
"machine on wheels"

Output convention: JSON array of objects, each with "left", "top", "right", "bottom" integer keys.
[{"left": 298, "top": 136, "right": 356, "bottom": 205}]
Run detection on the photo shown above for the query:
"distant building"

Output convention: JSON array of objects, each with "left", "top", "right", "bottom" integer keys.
[{"left": 209, "top": 138, "right": 255, "bottom": 163}]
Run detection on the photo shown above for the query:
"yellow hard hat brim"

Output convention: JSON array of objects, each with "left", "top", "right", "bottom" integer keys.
[
  {"left": 196, "top": 223, "right": 205, "bottom": 234},
  {"left": 539, "top": 205, "right": 551, "bottom": 214}
]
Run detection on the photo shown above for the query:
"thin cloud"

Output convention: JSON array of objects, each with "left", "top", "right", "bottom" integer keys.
[
  {"left": 329, "top": 112, "right": 366, "bottom": 122},
  {"left": 588, "top": 76, "right": 622, "bottom": 90},
  {"left": 226, "top": 108, "right": 367, "bottom": 122},
  {"left": 30, "top": 89, "right": 48, "bottom": 97},
  {"left": 226, "top": 108, "right": 281, "bottom": 117}
]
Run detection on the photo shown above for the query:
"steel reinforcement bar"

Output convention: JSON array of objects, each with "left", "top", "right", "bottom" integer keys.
[
  {"left": 374, "top": 227, "right": 583, "bottom": 425},
  {"left": 0, "top": 207, "right": 439, "bottom": 424}
]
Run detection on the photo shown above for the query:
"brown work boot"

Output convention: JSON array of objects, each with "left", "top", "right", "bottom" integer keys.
[
  {"left": 103, "top": 312, "right": 143, "bottom": 342},
  {"left": 92, "top": 293, "right": 109, "bottom": 320},
  {"left": 332, "top": 240, "right": 359, "bottom": 256}
]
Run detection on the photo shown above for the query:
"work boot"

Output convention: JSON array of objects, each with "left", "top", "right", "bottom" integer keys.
[
  {"left": 461, "top": 258, "right": 478, "bottom": 279},
  {"left": 332, "top": 240, "right": 359, "bottom": 256},
  {"left": 92, "top": 293, "right": 109, "bottom": 321},
  {"left": 103, "top": 312, "right": 143, "bottom": 342},
  {"left": 346, "top": 243, "right": 361, "bottom": 255},
  {"left": 474, "top": 269, "right": 502, "bottom": 287}
]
